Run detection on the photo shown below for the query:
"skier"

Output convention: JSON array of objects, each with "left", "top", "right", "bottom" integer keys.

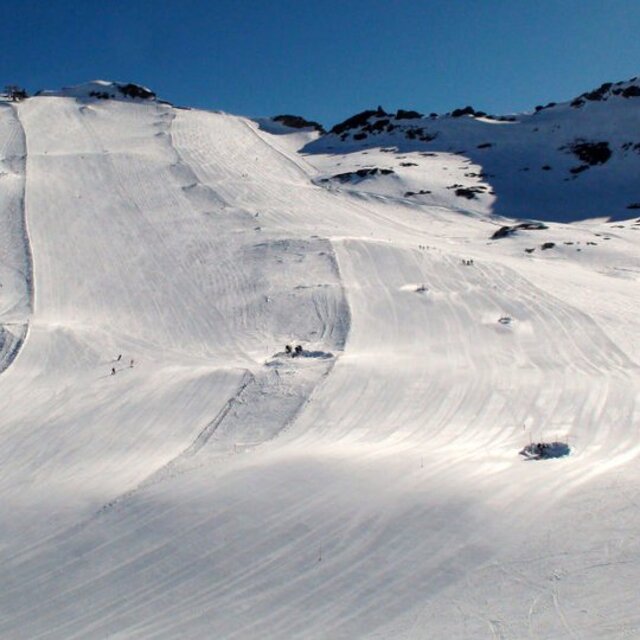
[
  {"left": 129, "top": 359, "right": 135, "bottom": 368},
  {"left": 111, "top": 367, "right": 116, "bottom": 376},
  {"left": 116, "top": 354, "right": 122, "bottom": 361},
  {"left": 285, "top": 345, "right": 292, "bottom": 355},
  {"left": 294, "top": 345, "right": 303, "bottom": 357}
]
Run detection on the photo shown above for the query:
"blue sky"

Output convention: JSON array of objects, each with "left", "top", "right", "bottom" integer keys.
[{"left": 3, "top": 0, "right": 639, "bottom": 126}]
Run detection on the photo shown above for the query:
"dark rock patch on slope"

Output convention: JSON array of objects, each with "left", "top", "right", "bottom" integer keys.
[
  {"left": 117, "top": 83, "right": 156, "bottom": 100},
  {"left": 273, "top": 114, "right": 325, "bottom": 134},
  {"left": 563, "top": 140, "right": 612, "bottom": 166},
  {"left": 491, "top": 222, "right": 548, "bottom": 240},
  {"left": 330, "top": 107, "right": 388, "bottom": 135},
  {"left": 321, "top": 168, "right": 395, "bottom": 183}
]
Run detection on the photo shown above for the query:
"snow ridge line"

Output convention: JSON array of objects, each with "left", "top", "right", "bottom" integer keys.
[
  {"left": 240, "top": 117, "right": 319, "bottom": 180},
  {"left": 0, "top": 103, "right": 34, "bottom": 375}
]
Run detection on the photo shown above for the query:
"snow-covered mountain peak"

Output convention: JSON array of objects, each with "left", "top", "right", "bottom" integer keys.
[
  {"left": 35, "top": 79, "right": 157, "bottom": 101},
  {"left": 553, "top": 75, "right": 640, "bottom": 111},
  {"left": 298, "top": 75, "right": 640, "bottom": 222}
]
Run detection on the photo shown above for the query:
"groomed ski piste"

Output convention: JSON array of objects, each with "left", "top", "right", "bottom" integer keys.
[{"left": 1, "top": 79, "right": 640, "bottom": 638}]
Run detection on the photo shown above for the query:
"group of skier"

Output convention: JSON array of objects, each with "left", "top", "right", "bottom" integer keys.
[
  {"left": 110, "top": 354, "right": 135, "bottom": 376},
  {"left": 285, "top": 344, "right": 304, "bottom": 358},
  {"left": 531, "top": 442, "right": 550, "bottom": 456}
]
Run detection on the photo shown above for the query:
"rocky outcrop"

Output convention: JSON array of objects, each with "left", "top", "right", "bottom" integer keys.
[
  {"left": 273, "top": 114, "right": 325, "bottom": 133},
  {"left": 321, "top": 168, "right": 394, "bottom": 183},
  {"left": 330, "top": 107, "right": 388, "bottom": 135},
  {"left": 491, "top": 222, "right": 549, "bottom": 240}
]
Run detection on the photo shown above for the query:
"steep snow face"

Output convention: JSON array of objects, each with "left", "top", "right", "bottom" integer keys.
[
  {"left": 0, "top": 81, "right": 640, "bottom": 639},
  {"left": 303, "top": 78, "right": 640, "bottom": 222}
]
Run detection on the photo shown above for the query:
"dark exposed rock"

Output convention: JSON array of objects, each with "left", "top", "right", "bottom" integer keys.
[
  {"left": 353, "top": 132, "right": 367, "bottom": 140},
  {"left": 622, "top": 85, "right": 640, "bottom": 98},
  {"left": 362, "top": 118, "right": 390, "bottom": 134},
  {"left": 399, "top": 162, "right": 418, "bottom": 167},
  {"left": 540, "top": 242, "right": 555, "bottom": 250},
  {"left": 566, "top": 79, "right": 640, "bottom": 107},
  {"left": 395, "top": 109, "right": 423, "bottom": 120},
  {"left": 451, "top": 106, "right": 476, "bottom": 118},
  {"left": 533, "top": 101, "right": 558, "bottom": 113},
  {"left": 404, "top": 127, "right": 437, "bottom": 142},
  {"left": 477, "top": 142, "right": 493, "bottom": 149},
  {"left": 564, "top": 140, "right": 612, "bottom": 166},
  {"left": 330, "top": 107, "right": 388, "bottom": 135},
  {"left": 454, "top": 186, "right": 485, "bottom": 199},
  {"left": 321, "top": 168, "right": 395, "bottom": 183},
  {"left": 570, "top": 165, "right": 589, "bottom": 174},
  {"left": 491, "top": 222, "right": 548, "bottom": 240},
  {"left": 117, "top": 83, "right": 155, "bottom": 100},
  {"left": 273, "top": 114, "right": 325, "bottom": 133},
  {"left": 620, "top": 142, "right": 639, "bottom": 152},
  {"left": 582, "top": 82, "right": 613, "bottom": 101},
  {"left": 404, "top": 189, "right": 431, "bottom": 197}
]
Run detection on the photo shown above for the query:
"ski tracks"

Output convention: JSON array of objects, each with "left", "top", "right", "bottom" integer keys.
[{"left": 0, "top": 102, "right": 34, "bottom": 375}]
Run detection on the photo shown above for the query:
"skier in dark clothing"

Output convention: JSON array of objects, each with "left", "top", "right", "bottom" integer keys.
[{"left": 111, "top": 367, "right": 116, "bottom": 376}]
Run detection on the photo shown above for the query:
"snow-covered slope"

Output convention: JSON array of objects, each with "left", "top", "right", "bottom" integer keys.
[
  {"left": 0, "top": 79, "right": 639, "bottom": 639},
  {"left": 303, "top": 77, "right": 640, "bottom": 222}
]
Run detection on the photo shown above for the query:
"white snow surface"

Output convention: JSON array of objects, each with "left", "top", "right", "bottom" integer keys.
[
  {"left": 0, "top": 84, "right": 639, "bottom": 638},
  {"left": 36, "top": 80, "right": 156, "bottom": 101}
]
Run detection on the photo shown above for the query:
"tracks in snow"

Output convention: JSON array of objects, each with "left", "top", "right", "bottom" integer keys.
[
  {"left": 0, "top": 102, "right": 33, "bottom": 375},
  {"left": 89, "top": 106, "right": 353, "bottom": 513}
]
